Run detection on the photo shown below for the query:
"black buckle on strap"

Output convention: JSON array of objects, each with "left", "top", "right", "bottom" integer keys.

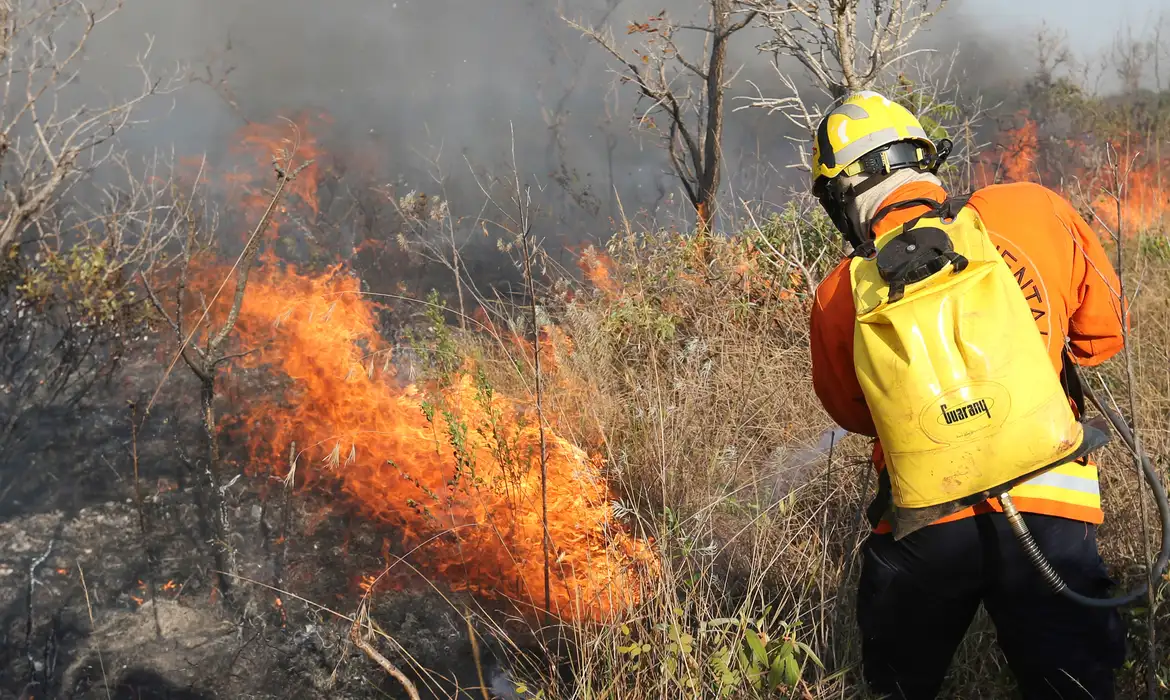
[{"left": 876, "top": 226, "right": 968, "bottom": 302}]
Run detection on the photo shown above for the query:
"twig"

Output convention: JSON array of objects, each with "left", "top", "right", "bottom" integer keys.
[
  {"left": 514, "top": 130, "right": 552, "bottom": 621},
  {"left": 464, "top": 606, "right": 491, "bottom": 700},
  {"left": 128, "top": 400, "right": 163, "bottom": 638},
  {"left": 275, "top": 441, "right": 295, "bottom": 591},
  {"left": 1108, "top": 144, "right": 1158, "bottom": 699},
  {"left": 349, "top": 601, "right": 421, "bottom": 700},
  {"left": 78, "top": 563, "right": 112, "bottom": 700}
]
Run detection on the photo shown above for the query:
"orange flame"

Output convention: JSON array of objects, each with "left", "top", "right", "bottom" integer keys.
[
  {"left": 230, "top": 112, "right": 327, "bottom": 220},
  {"left": 130, "top": 579, "right": 147, "bottom": 607},
  {"left": 978, "top": 111, "right": 1170, "bottom": 235},
  {"left": 175, "top": 113, "right": 328, "bottom": 242},
  {"left": 224, "top": 259, "right": 654, "bottom": 620},
  {"left": 169, "top": 113, "right": 654, "bottom": 620},
  {"left": 577, "top": 245, "right": 621, "bottom": 297},
  {"left": 1085, "top": 141, "right": 1170, "bottom": 234},
  {"left": 1002, "top": 115, "right": 1040, "bottom": 185}
]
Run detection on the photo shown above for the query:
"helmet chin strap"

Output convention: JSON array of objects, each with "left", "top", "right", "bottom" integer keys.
[{"left": 824, "top": 171, "right": 896, "bottom": 251}]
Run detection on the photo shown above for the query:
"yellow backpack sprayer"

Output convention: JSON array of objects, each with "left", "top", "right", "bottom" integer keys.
[{"left": 849, "top": 194, "right": 1170, "bottom": 608}]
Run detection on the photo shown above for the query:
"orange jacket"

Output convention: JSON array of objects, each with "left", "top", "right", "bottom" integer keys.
[{"left": 810, "top": 180, "right": 1127, "bottom": 525}]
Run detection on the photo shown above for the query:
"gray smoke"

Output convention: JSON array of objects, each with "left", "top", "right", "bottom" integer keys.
[
  {"left": 79, "top": 2, "right": 807, "bottom": 219},
  {"left": 71, "top": 0, "right": 1033, "bottom": 280}
]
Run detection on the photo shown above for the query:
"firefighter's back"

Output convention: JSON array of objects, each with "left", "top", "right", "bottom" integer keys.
[{"left": 965, "top": 181, "right": 1122, "bottom": 370}]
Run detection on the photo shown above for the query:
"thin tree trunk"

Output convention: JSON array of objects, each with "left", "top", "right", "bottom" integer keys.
[
  {"left": 129, "top": 402, "right": 162, "bottom": 638},
  {"left": 450, "top": 237, "right": 466, "bottom": 330},
  {"left": 201, "top": 378, "right": 238, "bottom": 605},
  {"left": 696, "top": 0, "right": 732, "bottom": 235}
]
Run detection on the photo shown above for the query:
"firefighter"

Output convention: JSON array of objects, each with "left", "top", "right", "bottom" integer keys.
[{"left": 807, "top": 91, "right": 1128, "bottom": 699}]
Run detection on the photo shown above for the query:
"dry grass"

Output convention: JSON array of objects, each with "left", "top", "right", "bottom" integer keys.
[{"left": 452, "top": 202, "right": 1170, "bottom": 698}]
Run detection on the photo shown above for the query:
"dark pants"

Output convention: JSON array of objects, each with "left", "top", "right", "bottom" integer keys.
[{"left": 857, "top": 512, "right": 1127, "bottom": 699}]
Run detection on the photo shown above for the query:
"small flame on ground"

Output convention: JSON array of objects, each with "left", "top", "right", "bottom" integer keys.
[{"left": 130, "top": 579, "right": 146, "bottom": 607}]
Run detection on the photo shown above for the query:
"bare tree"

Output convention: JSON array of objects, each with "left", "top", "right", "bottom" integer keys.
[
  {"left": 565, "top": 1, "right": 758, "bottom": 235},
  {"left": 0, "top": 0, "right": 179, "bottom": 250},
  {"left": 1110, "top": 24, "right": 1155, "bottom": 96},
  {"left": 742, "top": 0, "right": 947, "bottom": 95},
  {"left": 0, "top": 0, "right": 180, "bottom": 485}
]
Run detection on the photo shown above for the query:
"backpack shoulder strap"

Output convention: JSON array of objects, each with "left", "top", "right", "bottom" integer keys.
[
  {"left": 854, "top": 190, "right": 981, "bottom": 260},
  {"left": 1059, "top": 346, "right": 1087, "bottom": 419},
  {"left": 938, "top": 192, "right": 975, "bottom": 220},
  {"left": 1059, "top": 345, "right": 1092, "bottom": 465}
]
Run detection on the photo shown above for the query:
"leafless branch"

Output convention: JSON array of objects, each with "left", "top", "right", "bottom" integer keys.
[
  {"left": 565, "top": 1, "right": 756, "bottom": 233},
  {"left": 0, "top": 1, "right": 182, "bottom": 250}
]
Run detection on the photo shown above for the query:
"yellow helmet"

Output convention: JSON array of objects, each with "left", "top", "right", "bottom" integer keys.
[{"left": 811, "top": 90, "right": 937, "bottom": 196}]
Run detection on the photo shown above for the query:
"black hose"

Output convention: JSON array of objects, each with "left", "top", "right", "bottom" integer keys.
[{"left": 997, "top": 385, "right": 1170, "bottom": 607}]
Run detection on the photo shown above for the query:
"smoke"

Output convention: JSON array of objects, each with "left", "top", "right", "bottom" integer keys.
[
  {"left": 72, "top": 0, "right": 1042, "bottom": 286},
  {"left": 85, "top": 1, "right": 797, "bottom": 219}
]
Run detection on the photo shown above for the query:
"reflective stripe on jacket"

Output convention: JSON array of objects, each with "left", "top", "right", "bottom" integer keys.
[{"left": 810, "top": 180, "right": 1127, "bottom": 530}]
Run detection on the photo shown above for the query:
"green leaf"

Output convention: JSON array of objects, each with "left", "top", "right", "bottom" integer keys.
[
  {"left": 769, "top": 655, "right": 785, "bottom": 689},
  {"left": 777, "top": 640, "right": 794, "bottom": 660},
  {"left": 783, "top": 656, "right": 801, "bottom": 687},
  {"left": 744, "top": 629, "right": 768, "bottom": 666},
  {"left": 796, "top": 641, "right": 824, "bottom": 669}
]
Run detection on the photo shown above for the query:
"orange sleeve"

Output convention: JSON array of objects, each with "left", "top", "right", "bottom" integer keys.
[
  {"left": 1053, "top": 192, "right": 1127, "bottom": 366},
  {"left": 810, "top": 261, "right": 876, "bottom": 437}
]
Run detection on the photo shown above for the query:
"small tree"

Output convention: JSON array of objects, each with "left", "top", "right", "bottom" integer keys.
[
  {"left": 143, "top": 147, "right": 312, "bottom": 610},
  {"left": 565, "top": 1, "right": 758, "bottom": 236},
  {"left": 0, "top": 0, "right": 179, "bottom": 473},
  {"left": 1, "top": 156, "right": 184, "bottom": 471}
]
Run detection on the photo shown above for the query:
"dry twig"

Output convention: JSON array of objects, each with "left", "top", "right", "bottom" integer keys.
[
  {"left": 78, "top": 563, "right": 112, "bottom": 700},
  {"left": 349, "top": 600, "right": 421, "bottom": 700}
]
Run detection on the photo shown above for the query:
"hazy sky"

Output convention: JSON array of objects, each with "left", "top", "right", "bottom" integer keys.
[{"left": 955, "top": 0, "right": 1166, "bottom": 57}]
